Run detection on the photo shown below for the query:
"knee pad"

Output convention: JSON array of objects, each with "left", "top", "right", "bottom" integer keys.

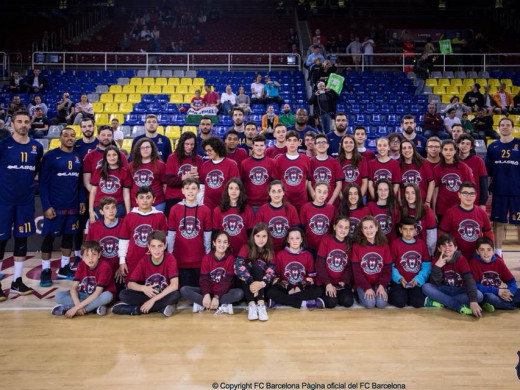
[
  {"left": 0, "top": 239, "right": 7, "bottom": 260},
  {"left": 61, "top": 234, "right": 73, "bottom": 250},
  {"left": 41, "top": 235, "right": 55, "bottom": 254},
  {"left": 13, "top": 237, "right": 28, "bottom": 257}
]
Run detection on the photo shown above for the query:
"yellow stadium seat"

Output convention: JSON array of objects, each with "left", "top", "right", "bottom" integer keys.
[
  {"left": 100, "top": 94, "right": 113, "bottom": 103},
  {"left": 446, "top": 86, "right": 459, "bottom": 95},
  {"left": 425, "top": 79, "right": 437, "bottom": 87},
  {"left": 180, "top": 78, "right": 193, "bottom": 86},
  {"left": 168, "top": 78, "right": 180, "bottom": 86},
  {"left": 493, "top": 115, "right": 506, "bottom": 124},
  {"left": 188, "top": 85, "right": 202, "bottom": 94},
  {"left": 113, "top": 94, "right": 128, "bottom": 103},
  {"left": 135, "top": 85, "right": 149, "bottom": 94},
  {"left": 155, "top": 78, "right": 167, "bottom": 86},
  {"left": 95, "top": 114, "right": 109, "bottom": 125},
  {"left": 49, "top": 139, "right": 61, "bottom": 150},
  {"left": 171, "top": 139, "right": 177, "bottom": 150},
  {"left": 459, "top": 86, "right": 471, "bottom": 95},
  {"left": 501, "top": 79, "right": 513, "bottom": 87},
  {"left": 441, "top": 94, "right": 452, "bottom": 104},
  {"left": 92, "top": 102, "right": 104, "bottom": 113},
  {"left": 128, "top": 94, "right": 141, "bottom": 103},
  {"left": 109, "top": 114, "right": 125, "bottom": 123},
  {"left": 467, "top": 114, "right": 475, "bottom": 121},
  {"left": 122, "top": 84, "right": 136, "bottom": 93},
  {"left": 143, "top": 77, "right": 155, "bottom": 86},
  {"left": 176, "top": 85, "right": 189, "bottom": 94},
  {"left": 182, "top": 125, "right": 197, "bottom": 134},
  {"left": 148, "top": 85, "right": 162, "bottom": 94},
  {"left": 193, "top": 78, "right": 205, "bottom": 86},
  {"left": 438, "top": 79, "right": 450, "bottom": 87},
  {"left": 165, "top": 125, "right": 181, "bottom": 139},
  {"left": 183, "top": 95, "right": 193, "bottom": 103},
  {"left": 486, "top": 139, "right": 495, "bottom": 147},
  {"left": 513, "top": 127, "right": 520, "bottom": 138},
  {"left": 450, "top": 79, "right": 462, "bottom": 87},
  {"left": 508, "top": 115, "right": 519, "bottom": 124},
  {"left": 104, "top": 102, "right": 119, "bottom": 113},
  {"left": 109, "top": 85, "right": 122, "bottom": 93},
  {"left": 433, "top": 86, "right": 446, "bottom": 95},
  {"left": 157, "top": 125, "right": 165, "bottom": 135},
  {"left": 462, "top": 79, "right": 475, "bottom": 86},
  {"left": 122, "top": 139, "right": 133, "bottom": 154},
  {"left": 130, "top": 77, "right": 142, "bottom": 85},
  {"left": 488, "top": 79, "right": 500, "bottom": 87},
  {"left": 119, "top": 102, "right": 133, "bottom": 113},
  {"left": 476, "top": 78, "right": 488, "bottom": 87},
  {"left": 69, "top": 125, "right": 81, "bottom": 138},
  {"left": 161, "top": 85, "right": 175, "bottom": 94},
  {"left": 170, "top": 94, "right": 183, "bottom": 104}
]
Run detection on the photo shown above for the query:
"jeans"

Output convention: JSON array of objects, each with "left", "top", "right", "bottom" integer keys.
[
  {"left": 423, "top": 129, "right": 450, "bottom": 140},
  {"left": 220, "top": 101, "right": 234, "bottom": 115},
  {"left": 415, "top": 78, "right": 426, "bottom": 96},
  {"left": 356, "top": 286, "right": 388, "bottom": 309},
  {"left": 422, "top": 283, "right": 483, "bottom": 312},
  {"left": 55, "top": 290, "right": 113, "bottom": 313},
  {"left": 483, "top": 290, "right": 520, "bottom": 310},
  {"left": 320, "top": 113, "right": 332, "bottom": 133},
  {"left": 180, "top": 286, "right": 244, "bottom": 305}
]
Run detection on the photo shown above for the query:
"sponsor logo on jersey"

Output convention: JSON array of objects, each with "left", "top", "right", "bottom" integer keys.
[
  {"left": 7, "top": 165, "right": 36, "bottom": 171},
  {"left": 444, "top": 270, "right": 463, "bottom": 286},
  {"left": 402, "top": 169, "right": 422, "bottom": 185},
  {"left": 205, "top": 169, "right": 225, "bottom": 189},
  {"left": 283, "top": 166, "right": 304, "bottom": 186},
  {"left": 80, "top": 276, "right": 97, "bottom": 294},
  {"left": 210, "top": 267, "right": 226, "bottom": 283},
  {"left": 313, "top": 166, "right": 332, "bottom": 183},
  {"left": 179, "top": 216, "right": 201, "bottom": 239},
  {"left": 374, "top": 213, "right": 392, "bottom": 235},
  {"left": 360, "top": 252, "right": 383, "bottom": 274},
  {"left": 133, "top": 224, "right": 154, "bottom": 247},
  {"left": 133, "top": 169, "right": 154, "bottom": 187},
  {"left": 284, "top": 261, "right": 306, "bottom": 284},
  {"left": 309, "top": 214, "right": 330, "bottom": 235},
  {"left": 99, "top": 236, "right": 119, "bottom": 258},
  {"left": 326, "top": 249, "right": 347, "bottom": 273},
  {"left": 441, "top": 173, "right": 462, "bottom": 192},
  {"left": 96, "top": 159, "right": 103, "bottom": 169},
  {"left": 481, "top": 271, "right": 501, "bottom": 287},
  {"left": 145, "top": 273, "right": 168, "bottom": 293},
  {"left": 457, "top": 219, "right": 481, "bottom": 242},
  {"left": 374, "top": 168, "right": 392, "bottom": 182},
  {"left": 100, "top": 175, "right": 121, "bottom": 194},
  {"left": 400, "top": 250, "right": 422, "bottom": 273},
  {"left": 342, "top": 164, "right": 359, "bottom": 182},
  {"left": 31, "top": 145, "right": 38, "bottom": 154},
  {"left": 222, "top": 214, "right": 244, "bottom": 236},
  {"left": 249, "top": 166, "right": 269, "bottom": 185},
  {"left": 268, "top": 216, "right": 289, "bottom": 239}
]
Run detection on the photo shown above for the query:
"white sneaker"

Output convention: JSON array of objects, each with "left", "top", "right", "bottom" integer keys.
[
  {"left": 96, "top": 305, "right": 107, "bottom": 316},
  {"left": 162, "top": 305, "right": 175, "bottom": 317},
  {"left": 248, "top": 304, "right": 259, "bottom": 320},
  {"left": 193, "top": 303, "right": 205, "bottom": 313},
  {"left": 215, "top": 303, "right": 234, "bottom": 316},
  {"left": 257, "top": 304, "right": 269, "bottom": 321}
]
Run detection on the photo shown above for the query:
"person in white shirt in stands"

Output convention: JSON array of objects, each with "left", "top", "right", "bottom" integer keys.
[
  {"left": 443, "top": 108, "right": 461, "bottom": 137},
  {"left": 250, "top": 74, "right": 265, "bottom": 105},
  {"left": 220, "top": 85, "right": 237, "bottom": 115},
  {"left": 346, "top": 36, "right": 362, "bottom": 71},
  {"left": 362, "top": 36, "right": 375, "bottom": 68},
  {"left": 111, "top": 118, "right": 124, "bottom": 148}
]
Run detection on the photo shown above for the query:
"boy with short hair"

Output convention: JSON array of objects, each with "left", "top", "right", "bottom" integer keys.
[
  {"left": 51, "top": 241, "right": 115, "bottom": 317},
  {"left": 112, "top": 230, "right": 180, "bottom": 317},
  {"left": 354, "top": 126, "right": 375, "bottom": 161},
  {"left": 265, "top": 124, "right": 287, "bottom": 159},
  {"left": 422, "top": 234, "right": 483, "bottom": 317},
  {"left": 470, "top": 237, "right": 520, "bottom": 311},
  {"left": 309, "top": 133, "right": 342, "bottom": 204}
]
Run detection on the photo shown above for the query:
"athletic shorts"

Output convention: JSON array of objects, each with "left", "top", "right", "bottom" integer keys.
[
  {"left": 41, "top": 210, "right": 79, "bottom": 237},
  {"left": 491, "top": 195, "right": 520, "bottom": 224},
  {"left": 0, "top": 202, "right": 36, "bottom": 240}
]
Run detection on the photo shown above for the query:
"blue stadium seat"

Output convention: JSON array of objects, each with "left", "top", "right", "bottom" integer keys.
[{"left": 370, "top": 114, "right": 386, "bottom": 126}]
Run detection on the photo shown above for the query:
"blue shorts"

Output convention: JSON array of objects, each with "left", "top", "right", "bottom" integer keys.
[
  {"left": 0, "top": 202, "right": 36, "bottom": 240},
  {"left": 491, "top": 195, "right": 520, "bottom": 224},
  {"left": 41, "top": 210, "right": 79, "bottom": 238}
]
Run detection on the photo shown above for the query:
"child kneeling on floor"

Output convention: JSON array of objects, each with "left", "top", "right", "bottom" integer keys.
[
  {"left": 52, "top": 241, "right": 115, "bottom": 317},
  {"left": 112, "top": 230, "right": 181, "bottom": 317}
]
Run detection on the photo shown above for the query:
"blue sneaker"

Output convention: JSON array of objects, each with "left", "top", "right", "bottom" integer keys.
[
  {"left": 40, "top": 268, "right": 53, "bottom": 287},
  {"left": 111, "top": 303, "right": 140, "bottom": 315},
  {"left": 51, "top": 304, "right": 72, "bottom": 316},
  {"left": 268, "top": 299, "right": 278, "bottom": 309}
]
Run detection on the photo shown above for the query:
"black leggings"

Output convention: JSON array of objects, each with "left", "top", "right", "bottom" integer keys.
[
  {"left": 266, "top": 284, "right": 323, "bottom": 309},
  {"left": 388, "top": 282, "right": 425, "bottom": 308},
  {"left": 321, "top": 286, "right": 355, "bottom": 308},
  {"left": 179, "top": 268, "right": 200, "bottom": 288},
  {"left": 119, "top": 289, "right": 181, "bottom": 312},
  {"left": 240, "top": 264, "right": 267, "bottom": 303},
  {"left": 180, "top": 286, "right": 244, "bottom": 305}
]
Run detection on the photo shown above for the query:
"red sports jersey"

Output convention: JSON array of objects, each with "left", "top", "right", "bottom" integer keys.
[
  {"left": 165, "top": 154, "right": 204, "bottom": 200},
  {"left": 274, "top": 248, "right": 315, "bottom": 285},
  {"left": 273, "top": 153, "right": 311, "bottom": 209},
  {"left": 469, "top": 256, "right": 515, "bottom": 288},
  {"left": 339, "top": 157, "right": 368, "bottom": 192},
  {"left": 367, "top": 202, "right": 401, "bottom": 242},
  {"left": 433, "top": 254, "right": 472, "bottom": 287},
  {"left": 359, "top": 148, "right": 376, "bottom": 161},
  {"left": 407, "top": 205, "right": 437, "bottom": 243},
  {"left": 240, "top": 156, "right": 275, "bottom": 206},
  {"left": 199, "top": 252, "right": 236, "bottom": 297},
  {"left": 256, "top": 203, "right": 300, "bottom": 251},
  {"left": 309, "top": 156, "right": 343, "bottom": 203},
  {"left": 265, "top": 145, "right": 287, "bottom": 159},
  {"left": 227, "top": 148, "right": 248, "bottom": 166},
  {"left": 316, "top": 235, "right": 352, "bottom": 286},
  {"left": 368, "top": 158, "right": 401, "bottom": 185},
  {"left": 347, "top": 206, "right": 372, "bottom": 237},
  {"left": 90, "top": 167, "right": 132, "bottom": 206},
  {"left": 433, "top": 162, "right": 474, "bottom": 216},
  {"left": 73, "top": 259, "right": 116, "bottom": 296},
  {"left": 119, "top": 210, "right": 167, "bottom": 275},
  {"left": 400, "top": 161, "right": 434, "bottom": 201},
  {"left": 200, "top": 158, "right": 240, "bottom": 211},
  {"left": 129, "top": 160, "right": 166, "bottom": 206},
  {"left": 300, "top": 202, "right": 336, "bottom": 251},
  {"left": 128, "top": 253, "right": 179, "bottom": 293},
  {"left": 83, "top": 147, "right": 128, "bottom": 174},
  {"left": 391, "top": 238, "right": 430, "bottom": 283},
  {"left": 439, "top": 205, "right": 492, "bottom": 261},
  {"left": 423, "top": 159, "right": 439, "bottom": 173},
  {"left": 168, "top": 203, "right": 212, "bottom": 269},
  {"left": 460, "top": 154, "right": 487, "bottom": 206},
  {"left": 351, "top": 243, "right": 392, "bottom": 290},
  {"left": 213, "top": 205, "right": 255, "bottom": 255},
  {"left": 86, "top": 219, "right": 123, "bottom": 274}
]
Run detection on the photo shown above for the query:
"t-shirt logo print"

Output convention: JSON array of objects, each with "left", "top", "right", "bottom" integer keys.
[
  {"left": 206, "top": 169, "right": 225, "bottom": 189},
  {"left": 249, "top": 167, "right": 269, "bottom": 185},
  {"left": 441, "top": 173, "right": 462, "bottom": 192},
  {"left": 284, "top": 261, "right": 305, "bottom": 284},
  {"left": 400, "top": 251, "right": 422, "bottom": 273},
  {"left": 133, "top": 224, "right": 154, "bottom": 247},
  {"left": 342, "top": 164, "right": 359, "bottom": 182},
  {"left": 133, "top": 169, "right": 154, "bottom": 187},
  {"left": 481, "top": 271, "right": 501, "bottom": 287},
  {"left": 100, "top": 175, "right": 121, "bottom": 194},
  {"left": 145, "top": 273, "right": 168, "bottom": 293},
  {"left": 178, "top": 164, "right": 193, "bottom": 176},
  {"left": 326, "top": 249, "right": 347, "bottom": 272},
  {"left": 180, "top": 216, "right": 201, "bottom": 239},
  {"left": 402, "top": 170, "right": 422, "bottom": 185},
  {"left": 222, "top": 214, "right": 244, "bottom": 236},
  {"left": 457, "top": 219, "right": 480, "bottom": 242},
  {"left": 99, "top": 236, "right": 119, "bottom": 258},
  {"left": 374, "top": 214, "right": 392, "bottom": 235},
  {"left": 444, "top": 270, "right": 463, "bottom": 286},
  {"left": 360, "top": 252, "right": 383, "bottom": 274},
  {"left": 309, "top": 214, "right": 330, "bottom": 235},
  {"left": 284, "top": 167, "right": 303, "bottom": 186},
  {"left": 80, "top": 276, "right": 97, "bottom": 294},
  {"left": 268, "top": 216, "right": 289, "bottom": 238},
  {"left": 210, "top": 267, "right": 226, "bottom": 283},
  {"left": 313, "top": 167, "right": 332, "bottom": 183},
  {"left": 374, "top": 168, "right": 392, "bottom": 181}
]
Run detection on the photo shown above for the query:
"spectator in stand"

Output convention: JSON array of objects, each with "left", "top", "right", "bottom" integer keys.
[
  {"left": 401, "top": 114, "right": 428, "bottom": 156},
  {"left": 463, "top": 83, "right": 485, "bottom": 112},
  {"left": 28, "top": 95, "right": 48, "bottom": 117},
  {"left": 279, "top": 104, "right": 295, "bottom": 127},
  {"left": 362, "top": 36, "right": 375, "bottom": 68},
  {"left": 327, "top": 36, "right": 338, "bottom": 53},
  {"left": 308, "top": 82, "right": 336, "bottom": 134},
  {"left": 192, "top": 30, "right": 205, "bottom": 46},
  {"left": 73, "top": 94, "right": 95, "bottom": 125},
  {"left": 441, "top": 96, "right": 470, "bottom": 119},
  {"left": 312, "top": 28, "right": 327, "bottom": 47},
  {"left": 471, "top": 107, "right": 498, "bottom": 140},
  {"left": 346, "top": 36, "right": 362, "bottom": 71},
  {"left": 6, "top": 95, "right": 26, "bottom": 120},
  {"left": 152, "top": 25, "right": 160, "bottom": 39},
  {"left": 261, "top": 105, "right": 279, "bottom": 135},
  {"left": 30, "top": 107, "right": 50, "bottom": 138},
  {"left": 111, "top": 118, "right": 124, "bottom": 148},
  {"left": 287, "top": 27, "right": 298, "bottom": 50},
  {"left": 25, "top": 68, "right": 48, "bottom": 94},
  {"left": 512, "top": 89, "right": 520, "bottom": 114},
  {"left": 424, "top": 37, "right": 435, "bottom": 53},
  {"left": 337, "top": 34, "right": 348, "bottom": 53},
  {"left": 482, "top": 85, "right": 498, "bottom": 115},
  {"left": 493, "top": 83, "right": 514, "bottom": 114},
  {"left": 167, "top": 41, "right": 181, "bottom": 53},
  {"left": 0, "top": 119, "right": 10, "bottom": 140},
  {"left": 9, "top": 71, "right": 24, "bottom": 93},
  {"left": 308, "top": 57, "right": 324, "bottom": 90},
  {"left": 451, "top": 124, "right": 465, "bottom": 142},
  {"left": 319, "top": 60, "right": 337, "bottom": 84},
  {"left": 443, "top": 108, "right": 461, "bottom": 137},
  {"left": 305, "top": 45, "right": 326, "bottom": 69},
  {"left": 203, "top": 84, "right": 220, "bottom": 110},
  {"left": 460, "top": 112, "right": 475, "bottom": 136},
  {"left": 414, "top": 52, "right": 435, "bottom": 96},
  {"left": 423, "top": 103, "right": 449, "bottom": 139},
  {"left": 264, "top": 75, "right": 283, "bottom": 105},
  {"left": 190, "top": 89, "right": 204, "bottom": 111},
  {"left": 53, "top": 92, "right": 74, "bottom": 125},
  {"left": 236, "top": 86, "right": 251, "bottom": 115},
  {"left": 115, "top": 33, "right": 132, "bottom": 52},
  {"left": 220, "top": 85, "right": 237, "bottom": 115},
  {"left": 250, "top": 74, "right": 265, "bottom": 104}
]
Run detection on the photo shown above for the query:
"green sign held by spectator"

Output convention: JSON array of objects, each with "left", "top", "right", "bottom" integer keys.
[
  {"left": 326, "top": 73, "right": 344, "bottom": 96},
  {"left": 439, "top": 39, "right": 453, "bottom": 54}
]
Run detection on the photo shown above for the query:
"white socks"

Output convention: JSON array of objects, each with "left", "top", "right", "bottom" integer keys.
[
  {"left": 42, "top": 260, "right": 51, "bottom": 270},
  {"left": 14, "top": 261, "right": 23, "bottom": 279},
  {"left": 61, "top": 256, "right": 70, "bottom": 268},
  {"left": 495, "top": 248, "right": 503, "bottom": 257}
]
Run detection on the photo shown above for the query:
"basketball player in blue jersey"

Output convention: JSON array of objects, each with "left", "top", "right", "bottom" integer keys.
[
  {"left": 486, "top": 117, "right": 520, "bottom": 257},
  {"left": 39, "top": 127, "right": 85, "bottom": 287},
  {"left": 0, "top": 111, "right": 43, "bottom": 301},
  {"left": 131, "top": 114, "right": 172, "bottom": 163}
]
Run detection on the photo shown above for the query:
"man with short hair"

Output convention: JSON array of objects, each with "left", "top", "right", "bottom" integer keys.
[
  {"left": 7, "top": 95, "right": 26, "bottom": 119},
  {"left": 388, "top": 133, "right": 402, "bottom": 160},
  {"left": 220, "top": 85, "right": 236, "bottom": 115},
  {"left": 471, "top": 107, "right": 497, "bottom": 140},
  {"left": 111, "top": 118, "right": 124, "bottom": 148},
  {"left": 451, "top": 124, "right": 465, "bottom": 142},
  {"left": 250, "top": 74, "right": 265, "bottom": 104},
  {"left": 309, "top": 134, "right": 342, "bottom": 205},
  {"left": 463, "top": 83, "right": 485, "bottom": 112},
  {"left": 239, "top": 121, "right": 258, "bottom": 156},
  {"left": 423, "top": 103, "right": 449, "bottom": 139},
  {"left": 444, "top": 108, "right": 461, "bottom": 136},
  {"left": 196, "top": 116, "right": 214, "bottom": 160},
  {"left": 202, "top": 84, "right": 220, "bottom": 110},
  {"left": 278, "top": 104, "right": 295, "bottom": 127},
  {"left": 424, "top": 136, "right": 442, "bottom": 171},
  {"left": 224, "top": 130, "right": 248, "bottom": 166},
  {"left": 264, "top": 75, "right": 283, "bottom": 105},
  {"left": 305, "top": 45, "right": 326, "bottom": 69},
  {"left": 54, "top": 91, "right": 75, "bottom": 125},
  {"left": 25, "top": 68, "right": 48, "bottom": 94},
  {"left": 492, "top": 82, "right": 514, "bottom": 114},
  {"left": 229, "top": 107, "right": 245, "bottom": 139},
  {"left": 131, "top": 114, "right": 172, "bottom": 162},
  {"left": 9, "top": 71, "right": 23, "bottom": 93},
  {"left": 401, "top": 114, "right": 428, "bottom": 156},
  {"left": 287, "top": 108, "right": 318, "bottom": 151},
  {"left": 30, "top": 107, "right": 50, "bottom": 139},
  {"left": 354, "top": 126, "right": 375, "bottom": 161},
  {"left": 327, "top": 112, "right": 348, "bottom": 158}
]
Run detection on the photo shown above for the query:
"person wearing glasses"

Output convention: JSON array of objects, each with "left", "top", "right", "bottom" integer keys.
[{"left": 54, "top": 91, "right": 75, "bottom": 125}]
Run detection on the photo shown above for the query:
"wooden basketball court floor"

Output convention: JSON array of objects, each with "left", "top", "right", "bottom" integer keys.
[{"left": 1, "top": 230, "right": 520, "bottom": 389}]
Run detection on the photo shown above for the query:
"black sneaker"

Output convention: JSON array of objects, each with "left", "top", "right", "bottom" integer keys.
[
  {"left": 0, "top": 283, "right": 6, "bottom": 302},
  {"left": 10, "top": 277, "right": 34, "bottom": 296},
  {"left": 70, "top": 256, "right": 81, "bottom": 271},
  {"left": 40, "top": 268, "right": 53, "bottom": 287},
  {"left": 111, "top": 302, "right": 140, "bottom": 315},
  {"left": 57, "top": 266, "right": 75, "bottom": 280}
]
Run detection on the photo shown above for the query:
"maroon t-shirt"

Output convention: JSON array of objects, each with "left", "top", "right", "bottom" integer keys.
[
  {"left": 274, "top": 248, "right": 315, "bottom": 285},
  {"left": 74, "top": 259, "right": 116, "bottom": 296},
  {"left": 368, "top": 158, "right": 401, "bottom": 185},
  {"left": 200, "top": 158, "right": 240, "bottom": 211},
  {"left": 347, "top": 206, "right": 372, "bottom": 237},
  {"left": 165, "top": 154, "right": 204, "bottom": 200},
  {"left": 391, "top": 237, "right": 431, "bottom": 283},
  {"left": 433, "top": 162, "right": 474, "bottom": 216},
  {"left": 309, "top": 156, "right": 343, "bottom": 203},
  {"left": 240, "top": 156, "right": 275, "bottom": 206},
  {"left": 300, "top": 202, "right": 336, "bottom": 251},
  {"left": 316, "top": 235, "right": 352, "bottom": 286},
  {"left": 83, "top": 147, "right": 128, "bottom": 174},
  {"left": 339, "top": 157, "right": 369, "bottom": 192},
  {"left": 86, "top": 219, "right": 123, "bottom": 274},
  {"left": 227, "top": 148, "right": 249, "bottom": 167},
  {"left": 128, "top": 253, "right": 179, "bottom": 293},
  {"left": 265, "top": 145, "right": 287, "bottom": 159},
  {"left": 407, "top": 205, "right": 437, "bottom": 243},
  {"left": 273, "top": 153, "right": 311, "bottom": 210},
  {"left": 91, "top": 167, "right": 132, "bottom": 206},
  {"left": 129, "top": 160, "right": 166, "bottom": 206},
  {"left": 460, "top": 154, "right": 487, "bottom": 206},
  {"left": 212, "top": 205, "right": 255, "bottom": 255},
  {"left": 256, "top": 203, "right": 300, "bottom": 251},
  {"left": 352, "top": 242, "right": 392, "bottom": 290},
  {"left": 367, "top": 202, "right": 401, "bottom": 243},
  {"left": 400, "top": 161, "right": 434, "bottom": 201},
  {"left": 433, "top": 254, "right": 472, "bottom": 287}
]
